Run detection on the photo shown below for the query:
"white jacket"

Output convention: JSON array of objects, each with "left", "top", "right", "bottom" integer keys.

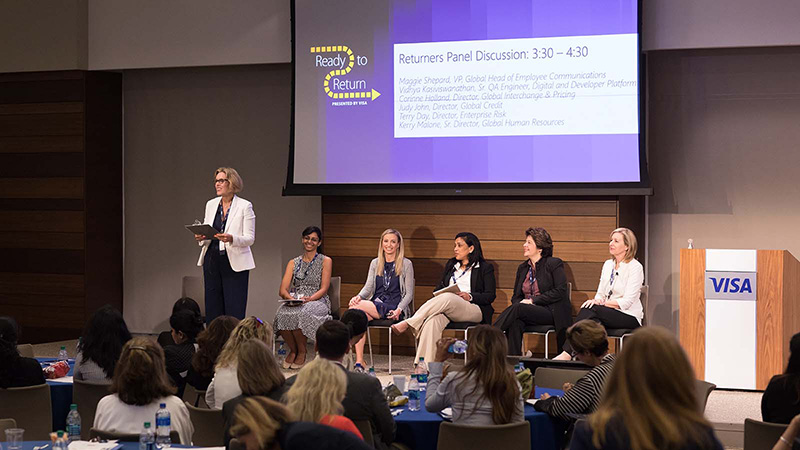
[
  {"left": 196, "top": 195, "right": 256, "bottom": 272},
  {"left": 593, "top": 258, "right": 644, "bottom": 324}
]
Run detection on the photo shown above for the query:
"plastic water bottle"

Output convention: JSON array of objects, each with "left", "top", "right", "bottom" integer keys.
[
  {"left": 54, "top": 431, "right": 67, "bottom": 450},
  {"left": 449, "top": 339, "right": 468, "bottom": 354},
  {"left": 514, "top": 362, "right": 524, "bottom": 373},
  {"left": 66, "top": 403, "right": 81, "bottom": 442},
  {"left": 416, "top": 357, "right": 428, "bottom": 391},
  {"left": 140, "top": 422, "right": 154, "bottom": 450},
  {"left": 407, "top": 374, "right": 420, "bottom": 411},
  {"left": 368, "top": 367, "right": 377, "bottom": 378},
  {"left": 353, "top": 363, "right": 365, "bottom": 374},
  {"left": 58, "top": 345, "right": 69, "bottom": 361},
  {"left": 277, "top": 342, "right": 287, "bottom": 365},
  {"left": 155, "top": 403, "right": 171, "bottom": 448}
]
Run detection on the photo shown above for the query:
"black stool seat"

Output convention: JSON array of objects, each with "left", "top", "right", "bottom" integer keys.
[
  {"left": 523, "top": 324, "right": 555, "bottom": 333},
  {"left": 446, "top": 321, "right": 479, "bottom": 330},
  {"left": 606, "top": 328, "right": 635, "bottom": 337},
  {"left": 369, "top": 319, "right": 396, "bottom": 327}
]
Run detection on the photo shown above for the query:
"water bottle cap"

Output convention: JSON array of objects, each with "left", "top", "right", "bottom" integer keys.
[
  {"left": 61, "top": 346, "right": 66, "bottom": 350},
  {"left": 70, "top": 403, "right": 77, "bottom": 410},
  {"left": 57, "top": 431, "right": 64, "bottom": 437},
  {"left": 419, "top": 357, "right": 425, "bottom": 361},
  {"left": 159, "top": 403, "right": 166, "bottom": 408},
  {"left": 144, "top": 422, "right": 151, "bottom": 428}
]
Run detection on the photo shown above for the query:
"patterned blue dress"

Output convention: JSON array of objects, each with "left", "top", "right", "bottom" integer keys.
[{"left": 273, "top": 253, "right": 331, "bottom": 339}]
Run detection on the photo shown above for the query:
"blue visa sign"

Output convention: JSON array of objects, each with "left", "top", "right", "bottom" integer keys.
[{"left": 704, "top": 271, "right": 757, "bottom": 300}]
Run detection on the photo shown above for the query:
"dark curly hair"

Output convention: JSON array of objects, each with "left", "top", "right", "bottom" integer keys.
[
  {"left": 78, "top": 305, "right": 132, "bottom": 378},
  {"left": 112, "top": 337, "right": 175, "bottom": 405},
  {"left": 0, "top": 317, "right": 22, "bottom": 388},
  {"left": 525, "top": 227, "right": 554, "bottom": 258},
  {"left": 191, "top": 315, "right": 239, "bottom": 378}
]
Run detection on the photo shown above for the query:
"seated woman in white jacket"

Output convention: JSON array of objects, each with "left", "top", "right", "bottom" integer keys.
[
  {"left": 555, "top": 227, "right": 644, "bottom": 360},
  {"left": 93, "top": 338, "right": 193, "bottom": 444},
  {"left": 205, "top": 316, "right": 272, "bottom": 409}
]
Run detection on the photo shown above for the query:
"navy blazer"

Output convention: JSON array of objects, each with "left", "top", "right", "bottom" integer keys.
[{"left": 435, "top": 258, "right": 496, "bottom": 324}]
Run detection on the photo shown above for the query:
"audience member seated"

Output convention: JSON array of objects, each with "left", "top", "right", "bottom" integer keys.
[
  {"left": 348, "top": 229, "right": 415, "bottom": 367},
  {"left": 0, "top": 316, "right": 45, "bottom": 388},
  {"left": 391, "top": 232, "right": 496, "bottom": 364},
  {"left": 763, "top": 332, "right": 800, "bottom": 424},
  {"left": 287, "top": 358, "right": 363, "bottom": 439},
  {"left": 425, "top": 325, "right": 524, "bottom": 425},
  {"left": 231, "top": 396, "right": 372, "bottom": 450},
  {"left": 163, "top": 309, "right": 204, "bottom": 397},
  {"left": 556, "top": 227, "right": 644, "bottom": 360},
  {"left": 187, "top": 315, "right": 239, "bottom": 391},
  {"left": 73, "top": 305, "right": 132, "bottom": 382},
  {"left": 93, "top": 337, "right": 193, "bottom": 444},
  {"left": 534, "top": 320, "right": 616, "bottom": 426},
  {"left": 222, "top": 339, "right": 287, "bottom": 447},
  {"left": 275, "top": 226, "right": 333, "bottom": 370},
  {"left": 207, "top": 316, "right": 272, "bottom": 409},
  {"left": 158, "top": 297, "right": 203, "bottom": 347},
  {"left": 771, "top": 413, "right": 800, "bottom": 450},
  {"left": 340, "top": 309, "right": 368, "bottom": 371},
  {"left": 285, "top": 320, "right": 395, "bottom": 449},
  {"left": 570, "top": 327, "right": 724, "bottom": 450},
  {"left": 494, "top": 227, "right": 571, "bottom": 355}
]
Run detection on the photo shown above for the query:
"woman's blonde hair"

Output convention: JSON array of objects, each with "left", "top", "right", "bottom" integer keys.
[
  {"left": 214, "top": 167, "right": 243, "bottom": 193},
  {"left": 216, "top": 316, "right": 272, "bottom": 369},
  {"left": 376, "top": 228, "right": 405, "bottom": 276},
  {"left": 285, "top": 358, "right": 346, "bottom": 422},
  {"left": 611, "top": 227, "right": 637, "bottom": 262},
  {"left": 231, "top": 396, "right": 294, "bottom": 448},
  {"left": 588, "top": 326, "right": 714, "bottom": 450},
  {"left": 237, "top": 340, "right": 285, "bottom": 396}
]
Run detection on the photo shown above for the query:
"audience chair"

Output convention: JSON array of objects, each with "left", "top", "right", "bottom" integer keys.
[
  {"left": 329, "top": 276, "right": 342, "bottom": 320},
  {"left": 533, "top": 367, "right": 589, "bottom": 390},
  {"left": 183, "top": 383, "right": 209, "bottom": 409},
  {"left": 606, "top": 285, "right": 648, "bottom": 350},
  {"left": 0, "top": 418, "right": 17, "bottom": 438},
  {"left": 522, "top": 283, "right": 572, "bottom": 358},
  {"left": 695, "top": 379, "right": 716, "bottom": 411},
  {"left": 90, "top": 428, "right": 180, "bottom": 444},
  {"left": 0, "top": 384, "right": 52, "bottom": 440},
  {"left": 437, "top": 421, "right": 530, "bottom": 450},
  {"left": 72, "top": 379, "right": 111, "bottom": 439},
  {"left": 353, "top": 419, "right": 374, "bottom": 446},
  {"left": 185, "top": 401, "right": 225, "bottom": 446},
  {"left": 743, "top": 418, "right": 788, "bottom": 450},
  {"left": 229, "top": 438, "right": 245, "bottom": 450},
  {"left": 16, "top": 344, "right": 34, "bottom": 358}
]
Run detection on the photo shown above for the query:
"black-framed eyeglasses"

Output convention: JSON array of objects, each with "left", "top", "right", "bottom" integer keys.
[{"left": 215, "top": 179, "right": 229, "bottom": 185}]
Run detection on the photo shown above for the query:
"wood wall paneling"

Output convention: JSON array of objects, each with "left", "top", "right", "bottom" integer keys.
[
  {"left": 0, "top": 153, "right": 85, "bottom": 177},
  {"left": 0, "top": 177, "right": 84, "bottom": 199},
  {"left": 679, "top": 249, "right": 706, "bottom": 379},
  {"left": 0, "top": 113, "right": 84, "bottom": 137},
  {"left": 0, "top": 136, "right": 84, "bottom": 153}
]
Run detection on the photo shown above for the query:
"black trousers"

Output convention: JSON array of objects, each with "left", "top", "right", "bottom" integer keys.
[
  {"left": 494, "top": 302, "right": 554, "bottom": 356},
  {"left": 564, "top": 305, "right": 640, "bottom": 353},
  {"left": 203, "top": 249, "right": 249, "bottom": 324}
]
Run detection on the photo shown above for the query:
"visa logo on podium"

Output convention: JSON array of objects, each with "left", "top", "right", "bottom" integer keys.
[{"left": 704, "top": 271, "right": 757, "bottom": 300}]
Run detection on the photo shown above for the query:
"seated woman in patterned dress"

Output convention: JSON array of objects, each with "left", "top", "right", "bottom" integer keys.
[{"left": 275, "top": 226, "right": 333, "bottom": 370}]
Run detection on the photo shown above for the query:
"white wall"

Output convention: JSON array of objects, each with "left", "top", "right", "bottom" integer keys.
[
  {"left": 122, "top": 64, "right": 319, "bottom": 333},
  {"left": 88, "top": 0, "right": 290, "bottom": 70}
]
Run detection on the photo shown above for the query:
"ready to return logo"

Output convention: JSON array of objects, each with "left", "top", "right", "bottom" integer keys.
[{"left": 704, "top": 271, "right": 757, "bottom": 301}]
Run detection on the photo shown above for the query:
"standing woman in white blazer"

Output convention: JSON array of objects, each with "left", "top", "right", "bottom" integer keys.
[
  {"left": 194, "top": 168, "right": 255, "bottom": 323},
  {"left": 555, "top": 227, "right": 643, "bottom": 359}
]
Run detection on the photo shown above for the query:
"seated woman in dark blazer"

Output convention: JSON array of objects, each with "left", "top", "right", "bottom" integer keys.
[
  {"left": 762, "top": 332, "right": 800, "bottom": 424},
  {"left": 0, "top": 316, "right": 45, "bottom": 389},
  {"left": 391, "top": 232, "right": 496, "bottom": 364},
  {"left": 494, "top": 227, "right": 570, "bottom": 355}
]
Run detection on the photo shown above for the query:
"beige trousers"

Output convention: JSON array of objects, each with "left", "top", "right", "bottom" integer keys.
[{"left": 406, "top": 293, "right": 482, "bottom": 363}]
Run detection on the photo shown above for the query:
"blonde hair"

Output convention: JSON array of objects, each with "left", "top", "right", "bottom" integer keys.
[
  {"left": 216, "top": 316, "right": 272, "bottom": 369},
  {"left": 237, "top": 340, "right": 285, "bottom": 396},
  {"left": 214, "top": 167, "right": 243, "bottom": 193},
  {"left": 376, "top": 229, "right": 405, "bottom": 276},
  {"left": 611, "top": 227, "right": 637, "bottom": 263},
  {"left": 286, "top": 358, "right": 346, "bottom": 422},
  {"left": 231, "top": 396, "right": 294, "bottom": 448},
  {"left": 588, "top": 327, "right": 714, "bottom": 450}
]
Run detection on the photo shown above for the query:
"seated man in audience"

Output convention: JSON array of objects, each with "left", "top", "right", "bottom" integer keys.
[{"left": 285, "top": 320, "right": 395, "bottom": 449}]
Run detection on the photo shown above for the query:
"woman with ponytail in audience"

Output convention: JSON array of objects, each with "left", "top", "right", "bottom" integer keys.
[
  {"left": 391, "top": 232, "right": 496, "bottom": 364},
  {"left": 348, "top": 229, "right": 415, "bottom": 368},
  {"left": 340, "top": 309, "right": 368, "bottom": 371},
  {"left": 94, "top": 337, "right": 194, "bottom": 444},
  {"left": 163, "top": 308, "right": 205, "bottom": 396},
  {"left": 570, "top": 327, "right": 723, "bottom": 450},
  {"left": 425, "top": 325, "right": 524, "bottom": 425},
  {"left": 0, "top": 316, "right": 45, "bottom": 388}
]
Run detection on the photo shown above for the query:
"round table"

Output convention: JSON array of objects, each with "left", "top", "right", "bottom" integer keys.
[{"left": 393, "top": 391, "right": 562, "bottom": 450}]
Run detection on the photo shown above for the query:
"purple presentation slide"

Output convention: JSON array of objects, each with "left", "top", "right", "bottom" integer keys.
[{"left": 293, "top": 0, "right": 640, "bottom": 184}]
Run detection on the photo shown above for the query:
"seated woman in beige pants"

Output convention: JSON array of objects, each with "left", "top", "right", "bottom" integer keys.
[{"left": 392, "top": 232, "right": 496, "bottom": 363}]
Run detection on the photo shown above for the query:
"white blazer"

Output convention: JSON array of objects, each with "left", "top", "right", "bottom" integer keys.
[
  {"left": 593, "top": 258, "right": 644, "bottom": 324},
  {"left": 196, "top": 195, "right": 256, "bottom": 272}
]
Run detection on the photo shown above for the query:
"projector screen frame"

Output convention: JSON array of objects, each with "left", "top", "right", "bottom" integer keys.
[{"left": 284, "top": 0, "right": 651, "bottom": 197}]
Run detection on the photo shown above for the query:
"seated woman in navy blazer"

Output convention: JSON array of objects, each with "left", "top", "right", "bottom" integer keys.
[
  {"left": 391, "top": 232, "right": 496, "bottom": 364},
  {"left": 494, "top": 227, "right": 571, "bottom": 355}
]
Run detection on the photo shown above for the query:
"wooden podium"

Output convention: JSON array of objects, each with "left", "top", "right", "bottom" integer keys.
[{"left": 680, "top": 249, "right": 800, "bottom": 390}]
